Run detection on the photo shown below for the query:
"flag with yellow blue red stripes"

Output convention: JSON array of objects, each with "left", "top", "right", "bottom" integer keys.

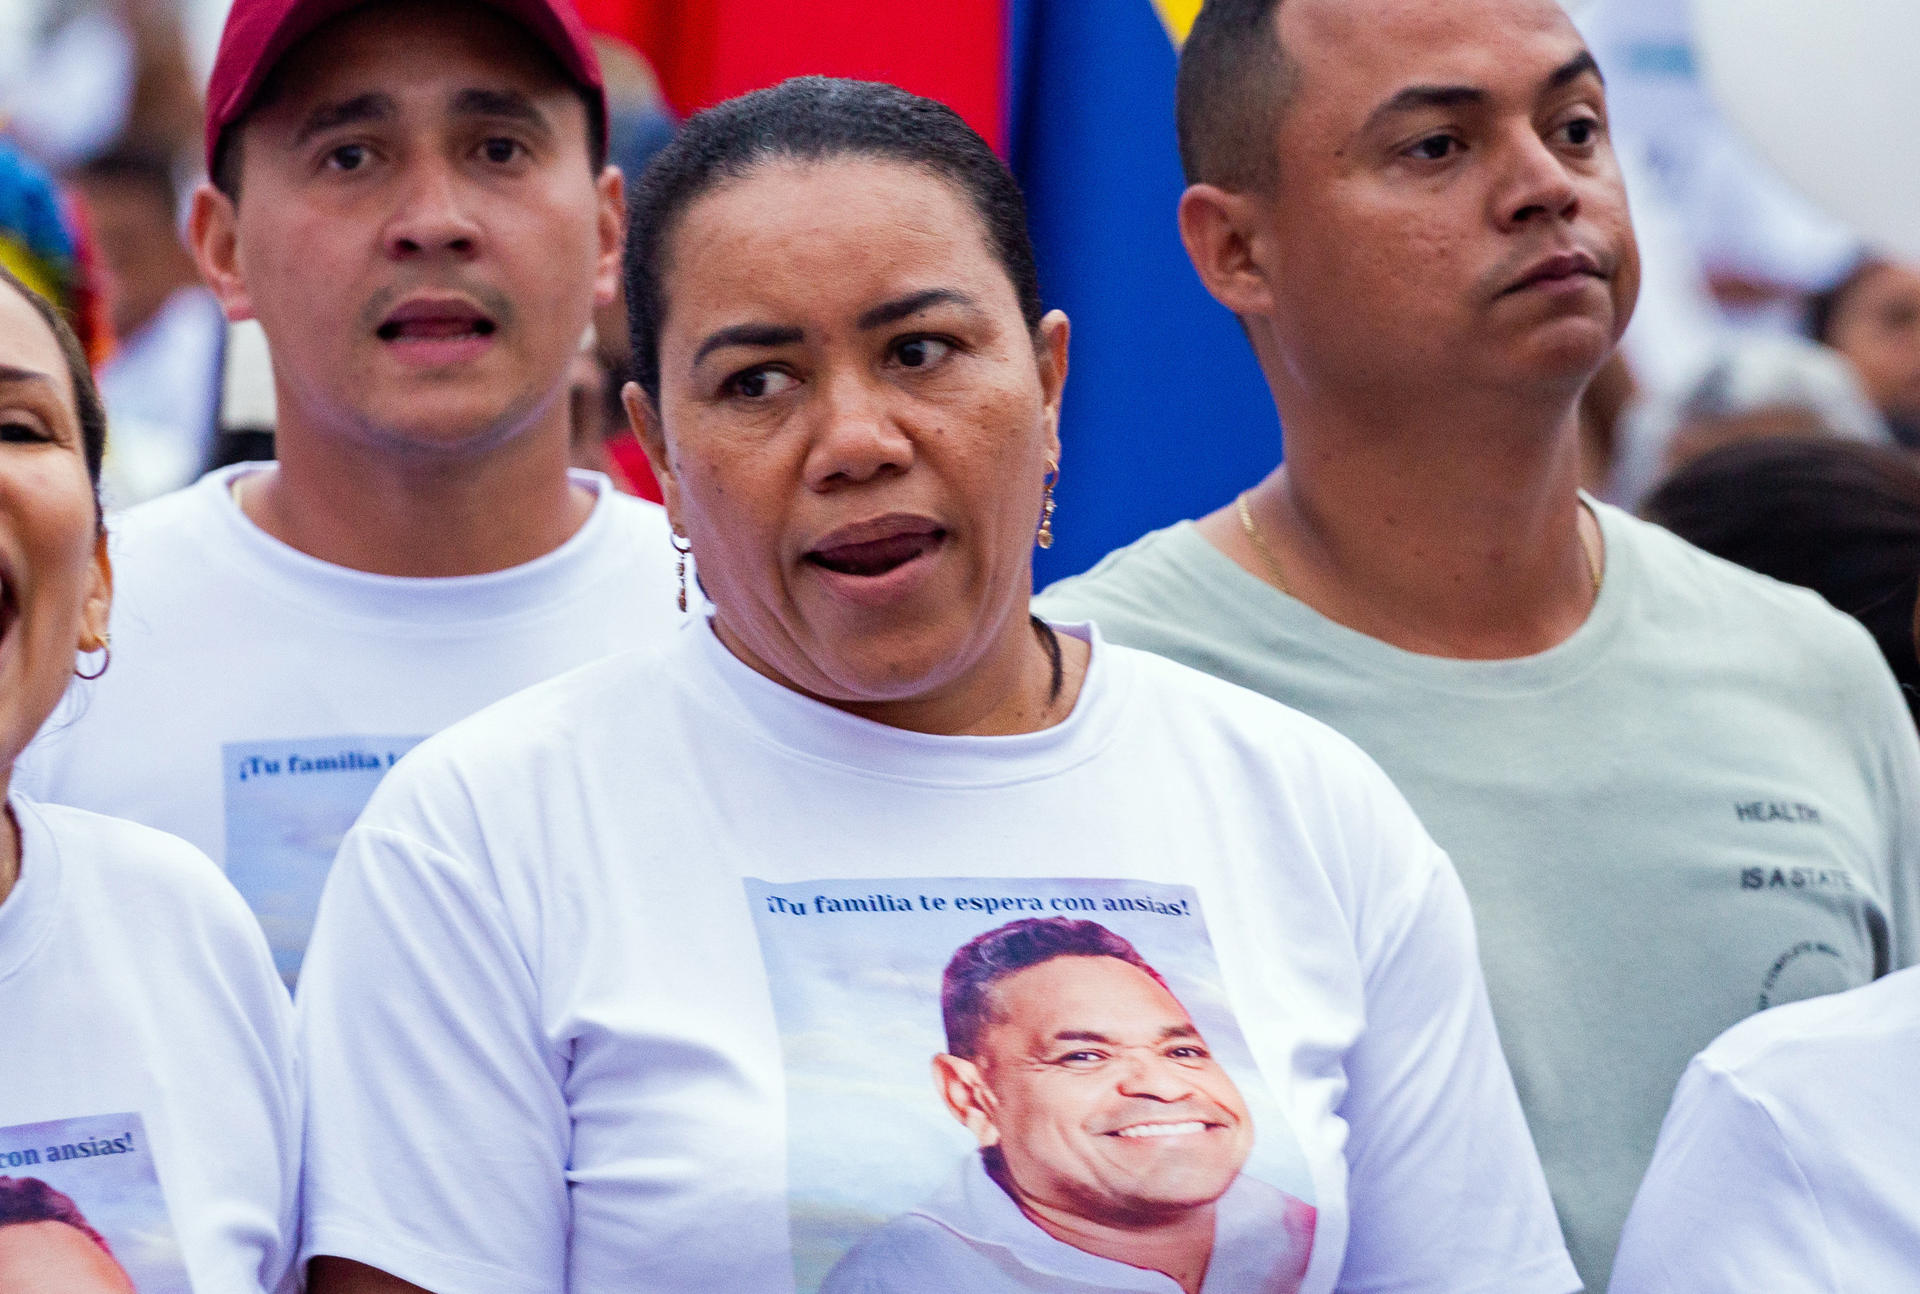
[{"left": 1011, "top": 0, "right": 1280, "bottom": 581}]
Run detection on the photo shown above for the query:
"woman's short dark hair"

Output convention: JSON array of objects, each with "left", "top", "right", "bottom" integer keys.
[
  {"left": 1643, "top": 437, "right": 1920, "bottom": 727},
  {"left": 624, "top": 76, "right": 1044, "bottom": 405},
  {"left": 0, "top": 262, "right": 107, "bottom": 511}
]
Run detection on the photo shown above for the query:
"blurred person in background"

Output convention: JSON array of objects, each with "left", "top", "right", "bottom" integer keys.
[
  {"left": 1574, "top": 0, "right": 1861, "bottom": 339},
  {"left": 0, "top": 139, "right": 109, "bottom": 369},
  {"left": 569, "top": 30, "right": 674, "bottom": 502},
  {"left": 0, "top": 0, "right": 200, "bottom": 170},
  {"left": 69, "top": 147, "right": 225, "bottom": 504},
  {"left": 1605, "top": 334, "right": 1892, "bottom": 509},
  {"left": 1810, "top": 258, "right": 1920, "bottom": 450},
  {"left": 1565, "top": 0, "right": 1875, "bottom": 495},
  {"left": 1611, "top": 959, "right": 1920, "bottom": 1289},
  {"left": 1039, "top": 0, "right": 1920, "bottom": 1287},
  {"left": 16, "top": 0, "right": 683, "bottom": 988},
  {"left": 1644, "top": 437, "right": 1920, "bottom": 730}
]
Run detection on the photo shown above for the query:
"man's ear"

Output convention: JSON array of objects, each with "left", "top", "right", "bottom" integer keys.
[
  {"left": 622, "top": 381, "right": 680, "bottom": 525},
  {"left": 1177, "top": 182, "right": 1277, "bottom": 319},
  {"left": 189, "top": 182, "right": 255, "bottom": 322},
  {"left": 77, "top": 531, "right": 112, "bottom": 654},
  {"left": 932, "top": 1054, "right": 1001, "bottom": 1150},
  {"left": 592, "top": 166, "right": 627, "bottom": 310}
]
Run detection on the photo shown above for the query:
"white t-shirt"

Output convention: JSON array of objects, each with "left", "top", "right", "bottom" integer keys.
[
  {"left": 18, "top": 464, "right": 682, "bottom": 981},
  {"left": 1609, "top": 965, "right": 1920, "bottom": 1293},
  {"left": 297, "top": 619, "right": 1578, "bottom": 1294},
  {"left": 0, "top": 794, "right": 298, "bottom": 1293},
  {"left": 821, "top": 1156, "right": 1315, "bottom": 1294}
]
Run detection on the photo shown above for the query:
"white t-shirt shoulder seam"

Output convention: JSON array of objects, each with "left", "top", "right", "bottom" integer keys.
[
  {"left": 15, "top": 796, "right": 272, "bottom": 949},
  {"left": 1354, "top": 838, "right": 1452, "bottom": 992},
  {"left": 1691, "top": 1055, "right": 1834, "bottom": 1249}
]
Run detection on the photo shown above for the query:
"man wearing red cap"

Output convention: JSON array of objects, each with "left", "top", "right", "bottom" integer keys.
[{"left": 18, "top": 0, "right": 682, "bottom": 986}]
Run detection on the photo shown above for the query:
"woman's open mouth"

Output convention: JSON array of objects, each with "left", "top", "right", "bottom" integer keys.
[
  {"left": 803, "top": 517, "right": 949, "bottom": 605},
  {"left": 807, "top": 530, "right": 945, "bottom": 578}
]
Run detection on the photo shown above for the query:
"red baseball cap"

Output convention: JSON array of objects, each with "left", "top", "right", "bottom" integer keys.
[{"left": 204, "top": 0, "right": 606, "bottom": 177}]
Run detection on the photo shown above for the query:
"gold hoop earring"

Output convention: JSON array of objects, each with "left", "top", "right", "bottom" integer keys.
[
  {"left": 1036, "top": 466, "right": 1059, "bottom": 550},
  {"left": 75, "top": 633, "right": 111, "bottom": 681},
  {"left": 671, "top": 530, "right": 694, "bottom": 613}
]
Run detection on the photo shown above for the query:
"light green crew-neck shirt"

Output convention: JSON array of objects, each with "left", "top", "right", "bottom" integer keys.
[{"left": 1039, "top": 501, "right": 1920, "bottom": 1293}]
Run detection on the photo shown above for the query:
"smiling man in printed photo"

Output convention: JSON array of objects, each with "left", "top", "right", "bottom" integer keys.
[{"left": 823, "top": 917, "right": 1315, "bottom": 1294}]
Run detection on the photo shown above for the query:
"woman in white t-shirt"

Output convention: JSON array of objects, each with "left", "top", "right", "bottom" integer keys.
[
  {"left": 1610, "top": 957, "right": 1920, "bottom": 1292},
  {"left": 0, "top": 264, "right": 299, "bottom": 1292},
  {"left": 299, "top": 77, "right": 1577, "bottom": 1294}
]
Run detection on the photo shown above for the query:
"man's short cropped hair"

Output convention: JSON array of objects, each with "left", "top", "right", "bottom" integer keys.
[
  {"left": 1176, "top": 0, "right": 1295, "bottom": 191},
  {"left": 941, "top": 917, "right": 1168, "bottom": 1059}
]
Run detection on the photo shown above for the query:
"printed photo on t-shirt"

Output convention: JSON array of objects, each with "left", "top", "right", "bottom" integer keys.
[
  {"left": 0, "top": 1113, "right": 188, "bottom": 1293},
  {"left": 222, "top": 733, "right": 424, "bottom": 983},
  {"left": 746, "top": 877, "right": 1317, "bottom": 1294}
]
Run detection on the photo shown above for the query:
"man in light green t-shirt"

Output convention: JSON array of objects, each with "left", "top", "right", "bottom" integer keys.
[{"left": 1039, "top": 0, "right": 1920, "bottom": 1289}]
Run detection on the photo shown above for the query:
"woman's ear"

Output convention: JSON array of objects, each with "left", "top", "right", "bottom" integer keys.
[
  {"left": 1034, "top": 310, "right": 1071, "bottom": 466},
  {"left": 622, "top": 381, "right": 681, "bottom": 526},
  {"left": 77, "top": 531, "right": 112, "bottom": 653}
]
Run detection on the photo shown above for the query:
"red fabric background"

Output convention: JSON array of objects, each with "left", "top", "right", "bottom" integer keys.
[{"left": 572, "top": 0, "right": 1004, "bottom": 151}]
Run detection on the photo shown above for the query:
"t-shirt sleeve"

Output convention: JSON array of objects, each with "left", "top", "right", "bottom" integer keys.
[
  {"left": 141, "top": 822, "right": 305, "bottom": 1294},
  {"left": 296, "top": 816, "right": 568, "bottom": 1294},
  {"left": 1336, "top": 848, "right": 1579, "bottom": 1294},
  {"left": 230, "top": 886, "right": 304, "bottom": 1294},
  {"left": 1855, "top": 641, "right": 1920, "bottom": 971},
  {"left": 1607, "top": 1057, "right": 1836, "bottom": 1294}
]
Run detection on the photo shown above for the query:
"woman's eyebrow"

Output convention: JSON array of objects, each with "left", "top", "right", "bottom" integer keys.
[
  {"left": 693, "top": 323, "right": 805, "bottom": 367},
  {"left": 690, "top": 289, "right": 983, "bottom": 368},
  {"left": 857, "top": 288, "right": 976, "bottom": 331},
  {"left": 0, "top": 363, "right": 55, "bottom": 389}
]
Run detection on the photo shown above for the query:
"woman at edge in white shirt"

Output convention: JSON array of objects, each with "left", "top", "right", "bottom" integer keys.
[
  {"left": 0, "top": 263, "right": 299, "bottom": 1290},
  {"left": 299, "top": 76, "right": 1577, "bottom": 1294},
  {"left": 1611, "top": 937, "right": 1920, "bottom": 1290}
]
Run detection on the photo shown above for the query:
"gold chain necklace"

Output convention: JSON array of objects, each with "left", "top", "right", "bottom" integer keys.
[
  {"left": 1235, "top": 492, "right": 1603, "bottom": 597},
  {"left": 1236, "top": 493, "right": 1290, "bottom": 594}
]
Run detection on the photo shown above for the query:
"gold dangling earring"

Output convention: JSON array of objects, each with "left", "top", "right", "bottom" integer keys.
[
  {"left": 1036, "top": 465, "right": 1059, "bottom": 550},
  {"left": 670, "top": 530, "right": 694, "bottom": 613}
]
